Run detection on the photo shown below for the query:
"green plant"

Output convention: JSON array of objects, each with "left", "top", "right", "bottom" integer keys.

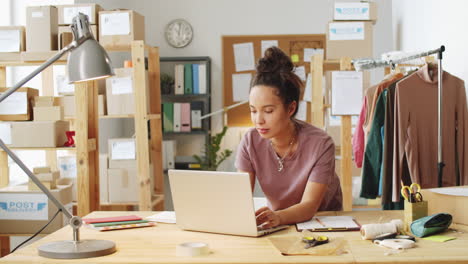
[
  {"left": 193, "top": 126, "right": 232, "bottom": 171},
  {"left": 160, "top": 73, "right": 174, "bottom": 94}
]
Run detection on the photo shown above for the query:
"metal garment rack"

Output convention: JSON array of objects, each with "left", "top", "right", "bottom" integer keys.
[{"left": 352, "top": 45, "right": 446, "bottom": 187}]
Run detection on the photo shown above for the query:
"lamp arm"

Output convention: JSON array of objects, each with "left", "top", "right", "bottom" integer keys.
[
  {"left": 0, "top": 43, "right": 76, "bottom": 104},
  {"left": 199, "top": 100, "right": 248, "bottom": 120},
  {"left": 0, "top": 139, "right": 74, "bottom": 220}
]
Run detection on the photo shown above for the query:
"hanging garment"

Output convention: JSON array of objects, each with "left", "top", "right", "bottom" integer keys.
[
  {"left": 352, "top": 96, "right": 367, "bottom": 168},
  {"left": 392, "top": 64, "right": 468, "bottom": 201}
]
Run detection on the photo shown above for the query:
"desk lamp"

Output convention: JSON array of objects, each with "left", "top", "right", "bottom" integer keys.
[{"left": 0, "top": 13, "right": 115, "bottom": 259}]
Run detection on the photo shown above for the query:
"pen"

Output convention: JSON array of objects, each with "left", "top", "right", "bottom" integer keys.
[{"left": 315, "top": 217, "right": 326, "bottom": 227}]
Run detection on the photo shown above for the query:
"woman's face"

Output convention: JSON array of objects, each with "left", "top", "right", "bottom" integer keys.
[{"left": 249, "top": 85, "right": 295, "bottom": 139}]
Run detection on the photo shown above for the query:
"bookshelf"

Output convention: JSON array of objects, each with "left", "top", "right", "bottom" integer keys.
[{"left": 159, "top": 56, "right": 211, "bottom": 169}]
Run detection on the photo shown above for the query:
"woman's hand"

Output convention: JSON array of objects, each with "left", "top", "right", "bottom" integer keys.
[{"left": 255, "top": 206, "right": 281, "bottom": 229}]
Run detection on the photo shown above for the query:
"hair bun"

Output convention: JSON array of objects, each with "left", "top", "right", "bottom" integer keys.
[{"left": 256, "top": 46, "right": 294, "bottom": 74}]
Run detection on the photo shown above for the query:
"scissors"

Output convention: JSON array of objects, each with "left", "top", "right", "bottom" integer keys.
[
  {"left": 401, "top": 183, "right": 423, "bottom": 203},
  {"left": 302, "top": 235, "right": 329, "bottom": 249}
]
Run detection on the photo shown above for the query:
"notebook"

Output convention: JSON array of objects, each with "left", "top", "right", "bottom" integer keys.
[
  {"left": 296, "top": 216, "right": 361, "bottom": 231},
  {"left": 82, "top": 215, "right": 142, "bottom": 224}
]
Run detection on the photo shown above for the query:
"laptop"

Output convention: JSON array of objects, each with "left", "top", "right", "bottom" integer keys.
[{"left": 168, "top": 169, "right": 288, "bottom": 237}]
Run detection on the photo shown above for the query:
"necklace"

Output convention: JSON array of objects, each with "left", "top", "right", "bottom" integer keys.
[{"left": 270, "top": 125, "right": 297, "bottom": 172}]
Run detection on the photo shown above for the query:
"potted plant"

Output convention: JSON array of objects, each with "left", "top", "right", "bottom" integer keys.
[
  {"left": 160, "top": 73, "right": 174, "bottom": 94},
  {"left": 193, "top": 126, "right": 232, "bottom": 171}
]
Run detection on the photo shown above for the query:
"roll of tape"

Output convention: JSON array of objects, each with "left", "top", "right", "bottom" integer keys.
[{"left": 176, "top": 242, "right": 209, "bottom": 257}]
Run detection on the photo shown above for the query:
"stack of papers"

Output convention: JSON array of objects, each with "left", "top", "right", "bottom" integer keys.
[
  {"left": 296, "top": 216, "right": 360, "bottom": 231},
  {"left": 82, "top": 215, "right": 156, "bottom": 231},
  {"left": 146, "top": 211, "right": 177, "bottom": 224}
]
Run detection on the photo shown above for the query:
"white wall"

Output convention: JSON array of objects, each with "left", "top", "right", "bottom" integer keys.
[
  {"left": 392, "top": 0, "right": 468, "bottom": 92},
  {"left": 78, "top": 0, "right": 394, "bottom": 170}
]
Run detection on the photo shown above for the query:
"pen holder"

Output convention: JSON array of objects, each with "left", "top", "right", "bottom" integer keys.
[{"left": 404, "top": 200, "right": 428, "bottom": 232}]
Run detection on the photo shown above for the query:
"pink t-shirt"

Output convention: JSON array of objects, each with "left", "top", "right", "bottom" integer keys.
[{"left": 235, "top": 120, "right": 343, "bottom": 211}]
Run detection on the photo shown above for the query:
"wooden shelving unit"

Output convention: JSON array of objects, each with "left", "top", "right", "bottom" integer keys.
[
  {"left": 0, "top": 40, "right": 164, "bottom": 217},
  {"left": 310, "top": 54, "right": 354, "bottom": 211}
]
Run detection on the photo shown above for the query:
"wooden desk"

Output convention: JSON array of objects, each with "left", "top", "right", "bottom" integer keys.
[{"left": 1, "top": 210, "right": 467, "bottom": 263}]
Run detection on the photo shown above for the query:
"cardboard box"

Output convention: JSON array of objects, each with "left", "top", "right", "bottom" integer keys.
[
  {"left": 99, "top": 154, "right": 109, "bottom": 203},
  {"left": 33, "top": 106, "right": 64, "bottom": 121},
  {"left": 333, "top": 2, "right": 377, "bottom": 22},
  {"left": 33, "top": 166, "right": 51, "bottom": 174},
  {"left": 34, "top": 96, "right": 60, "bottom": 107},
  {"left": 0, "top": 26, "right": 26, "bottom": 52},
  {"left": 58, "top": 25, "right": 98, "bottom": 49},
  {"left": 107, "top": 164, "right": 153, "bottom": 203},
  {"left": 10, "top": 121, "right": 69, "bottom": 148},
  {"left": 26, "top": 6, "right": 58, "bottom": 52},
  {"left": 326, "top": 21, "right": 373, "bottom": 60},
  {"left": 99, "top": 10, "right": 145, "bottom": 49},
  {"left": 28, "top": 180, "right": 56, "bottom": 191},
  {"left": 106, "top": 68, "right": 149, "bottom": 115},
  {"left": 420, "top": 186, "right": 468, "bottom": 226},
  {"left": 0, "top": 87, "right": 38, "bottom": 121},
  {"left": 108, "top": 167, "right": 138, "bottom": 203},
  {"left": 59, "top": 32, "right": 73, "bottom": 50},
  {"left": 36, "top": 171, "right": 60, "bottom": 182},
  {"left": 106, "top": 68, "right": 134, "bottom": 115},
  {"left": 58, "top": 4, "right": 103, "bottom": 25},
  {"left": 0, "top": 179, "right": 72, "bottom": 234},
  {"left": 57, "top": 96, "right": 75, "bottom": 117}
]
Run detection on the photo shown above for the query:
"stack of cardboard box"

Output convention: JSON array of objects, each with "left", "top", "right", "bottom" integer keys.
[
  {"left": 325, "top": 1, "right": 377, "bottom": 147},
  {"left": 28, "top": 166, "right": 60, "bottom": 191},
  {"left": 105, "top": 138, "right": 153, "bottom": 203},
  {"left": 57, "top": 4, "right": 102, "bottom": 49},
  {"left": 98, "top": 9, "right": 145, "bottom": 50}
]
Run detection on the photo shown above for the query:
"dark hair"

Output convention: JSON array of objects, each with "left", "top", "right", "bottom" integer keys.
[{"left": 251, "top": 46, "right": 303, "bottom": 117}]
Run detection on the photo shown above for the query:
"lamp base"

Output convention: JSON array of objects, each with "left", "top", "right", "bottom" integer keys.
[{"left": 38, "top": 239, "right": 116, "bottom": 259}]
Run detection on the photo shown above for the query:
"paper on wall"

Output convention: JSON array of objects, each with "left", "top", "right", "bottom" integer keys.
[
  {"left": 232, "top": 73, "right": 251, "bottom": 102},
  {"left": 111, "top": 76, "right": 133, "bottom": 95},
  {"left": 56, "top": 75, "right": 75, "bottom": 94},
  {"left": 329, "top": 22, "right": 365, "bottom": 41},
  {"left": 0, "top": 30, "right": 21, "bottom": 52},
  {"left": 331, "top": 71, "right": 362, "bottom": 115},
  {"left": 63, "top": 6, "right": 93, "bottom": 24},
  {"left": 0, "top": 92, "right": 27, "bottom": 115},
  {"left": 0, "top": 193, "right": 48, "bottom": 220},
  {"left": 261, "top": 40, "right": 278, "bottom": 56},
  {"left": 111, "top": 140, "right": 136, "bottom": 160},
  {"left": 296, "top": 101, "right": 308, "bottom": 121},
  {"left": 293, "top": 66, "right": 306, "bottom": 81},
  {"left": 303, "top": 74, "right": 312, "bottom": 102},
  {"left": 233, "top": 42, "right": 255, "bottom": 72},
  {"left": 100, "top": 12, "right": 130, "bottom": 36},
  {"left": 0, "top": 123, "right": 11, "bottom": 145},
  {"left": 303, "top": 48, "right": 324, "bottom": 62}
]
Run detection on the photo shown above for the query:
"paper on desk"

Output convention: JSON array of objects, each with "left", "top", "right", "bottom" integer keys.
[
  {"left": 331, "top": 71, "right": 362, "bottom": 115},
  {"left": 146, "top": 211, "right": 176, "bottom": 224},
  {"left": 297, "top": 216, "right": 358, "bottom": 230},
  {"left": 429, "top": 187, "right": 468, "bottom": 197},
  {"left": 232, "top": 73, "right": 251, "bottom": 102},
  {"left": 233, "top": 42, "right": 255, "bottom": 72},
  {"left": 261, "top": 40, "right": 278, "bottom": 55}
]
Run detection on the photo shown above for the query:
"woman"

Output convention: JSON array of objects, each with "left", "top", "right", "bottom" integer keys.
[{"left": 235, "top": 47, "right": 342, "bottom": 229}]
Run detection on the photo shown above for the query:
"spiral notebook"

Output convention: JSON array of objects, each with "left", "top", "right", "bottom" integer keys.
[{"left": 296, "top": 216, "right": 361, "bottom": 232}]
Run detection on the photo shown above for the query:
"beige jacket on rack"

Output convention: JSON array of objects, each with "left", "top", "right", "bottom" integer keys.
[{"left": 392, "top": 64, "right": 468, "bottom": 201}]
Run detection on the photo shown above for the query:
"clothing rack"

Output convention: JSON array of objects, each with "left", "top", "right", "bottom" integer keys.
[{"left": 352, "top": 45, "right": 447, "bottom": 187}]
